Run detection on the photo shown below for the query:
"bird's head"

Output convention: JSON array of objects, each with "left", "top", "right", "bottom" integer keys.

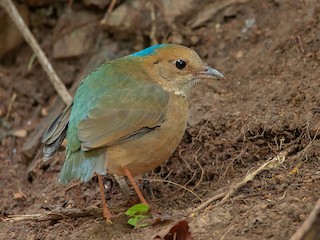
[{"left": 130, "top": 44, "right": 224, "bottom": 97}]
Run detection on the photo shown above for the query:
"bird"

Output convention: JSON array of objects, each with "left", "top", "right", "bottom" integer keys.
[{"left": 42, "top": 44, "right": 224, "bottom": 221}]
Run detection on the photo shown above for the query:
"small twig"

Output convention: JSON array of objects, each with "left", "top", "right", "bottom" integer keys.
[
  {"left": 193, "top": 148, "right": 204, "bottom": 188},
  {"left": 297, "top": 124, "right": 320, "bottom": 159},
  {"left": 107, "top": 0, "right": 117, "bottom": 16},
  {"left": 2, "top": 208, "right": 103, "bottom": 222},
  {"left": 220, "top": 224, "right": 238, "bottom": 240},
  {"left": 290, "top": 198, "right": 320, "bottom": 240},
  {"left": 4, "top": 92, "right": 17, "bottom": 121},
  {"left": 296, "top": 35, "right": 306, "bottom": 55},
  {"left": 149, "top": 1, "right": 158, "bottom": 45},
  {"left": 64, "top": 182, "right": 81, "bottom": 192},
  {"left": 218, "top": 150, "right": 288, "bottom": 206},
  {"left": 189, "top": 145, "right": 298, "bottom": 216},
  {"left": 100, "top": 0, "right": 117, "bottom": 25},
  {"left": 218, "top": 146, "right": 248, "bottom": 183},
  {"left": 278, "top": 191, "right": 287, "bottom": 201},
  {"left": 141, "top": 178, "right": 203, "bottom": 202},
  {"left": 179, "top": 149, "right": 197, "bottom": 187},
  {"left": 17, "top": 187, "right": 27, "bottom": 199},
  {"left": 189, "top": 192, "right": 225, "bottom": 216},
  {"left": 0, "top": 0, "right": 72, "bottom": 105}
]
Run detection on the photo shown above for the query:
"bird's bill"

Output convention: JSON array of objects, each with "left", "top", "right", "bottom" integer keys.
[{"left": 198, "top": 66, "right": 224, "bottom": 79}]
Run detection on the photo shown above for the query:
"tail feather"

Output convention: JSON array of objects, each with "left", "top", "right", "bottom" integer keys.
[
  {"left": 59, "top": 148, "right": 107, "bottom": 185},
  {"left": 42, "top": 104, "right": 72, "bottom": 160},
  {"left": 42, "top": 103, "right": 107, "bottom": 185},
  {"left": 43, "top": 128, "right": 67, "bottom": 160}
]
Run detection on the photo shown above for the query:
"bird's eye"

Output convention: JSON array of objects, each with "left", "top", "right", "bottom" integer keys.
[{"left": 175, "top": 60, "right": 187, "bottom": 69}]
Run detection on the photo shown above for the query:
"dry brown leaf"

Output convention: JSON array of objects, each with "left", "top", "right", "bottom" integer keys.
[
  {"left": 153, "top": 220, "right": 193, "bottom": 240},
  {"left": 13, "top": 190, "right": 27, "bottom": 201}
]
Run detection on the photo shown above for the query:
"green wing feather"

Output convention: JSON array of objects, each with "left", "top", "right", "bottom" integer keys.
[
  {"left": 78, "top": 83, "right": 168, "bottom": 150},
  {"left": 59, "top": 59, "right": 169, "bottom": 185}
]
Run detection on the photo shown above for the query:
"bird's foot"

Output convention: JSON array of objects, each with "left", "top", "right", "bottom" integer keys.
[{"left": 103, "top": 209, "right": 113, "bottom": 224}]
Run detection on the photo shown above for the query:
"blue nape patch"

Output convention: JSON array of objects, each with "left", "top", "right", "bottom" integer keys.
[{"left": 131, "top": 44, "right": 169, "bottom": 57}]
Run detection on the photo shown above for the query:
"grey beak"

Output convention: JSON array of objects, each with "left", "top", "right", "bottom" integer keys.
[{"left": 204, "top": 67, "right": 224, "bottom": 78}]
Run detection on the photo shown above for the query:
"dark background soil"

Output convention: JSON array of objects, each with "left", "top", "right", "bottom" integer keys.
[{"left": 1, "top": 0, "right": 320, "bottom": 239}]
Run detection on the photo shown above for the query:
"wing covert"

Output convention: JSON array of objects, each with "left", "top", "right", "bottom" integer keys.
[{"left": 77, "top": 83, "right": 169, "bottom": 150}]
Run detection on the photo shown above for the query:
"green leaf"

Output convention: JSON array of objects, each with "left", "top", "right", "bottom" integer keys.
[
  {"left": 125, "top": 204, "right": 150, "bottom": 228},
  {"left": 125, "top": 204, "right": 150, "bottom": 217},
  {"left": 127, "top": 215, "right": 148, "bottom": 228}
]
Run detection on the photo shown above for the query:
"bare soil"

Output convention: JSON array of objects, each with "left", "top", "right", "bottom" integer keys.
[{"left": 1, "top": 1, "right": 320, "bottom": 239}]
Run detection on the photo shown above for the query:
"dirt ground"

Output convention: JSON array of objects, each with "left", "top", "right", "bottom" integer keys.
[{"left": 1, "top": 0, "right": 320, "bottom": 239}]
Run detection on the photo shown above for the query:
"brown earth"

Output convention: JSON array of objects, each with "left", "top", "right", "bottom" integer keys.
[{"left": 1, "top": 0, "right": 320, "bottom": 239}]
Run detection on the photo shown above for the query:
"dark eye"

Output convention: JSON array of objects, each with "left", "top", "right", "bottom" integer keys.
[{"left": 175, "top": 59, "right": 187, "bottom": 69}]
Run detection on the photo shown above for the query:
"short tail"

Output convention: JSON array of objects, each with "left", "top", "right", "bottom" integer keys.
[
  {"left": 42, "top": 103, "right": 107, "bottom": 185},
  {"left": 42, "top": 104, "right": 72, "bottom": 160},
  {"left": 59, "top": 148, "right": 107, "bottom": 185}
]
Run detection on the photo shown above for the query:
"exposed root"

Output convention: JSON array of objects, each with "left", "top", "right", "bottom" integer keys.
[
  {"left": 218, "top": 148, "right": 288, "bottom": 206},
  {"left": 189, "top": 144, "right": 298, "bottom": 216}
]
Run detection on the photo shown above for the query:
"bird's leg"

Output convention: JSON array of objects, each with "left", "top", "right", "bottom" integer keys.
[
  {"left": 143, "top": 173, "right": 154, "bottom": 199},
  {"left": 97, "top": 174, "right": 112, "bottom": 222},
  {"left": 121, "top": 165, "right": 148, "bottom": 205},
  {"left": 113, "top": 174, "right": 131, "bottom": 200}
]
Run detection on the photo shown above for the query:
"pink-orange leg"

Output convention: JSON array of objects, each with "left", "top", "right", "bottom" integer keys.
[
  {"left": 97, "top": 174, "right": 112, "bottom": 222},
  {"left": 121, "top": 165, "right": 149, "bottom": 205}
]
